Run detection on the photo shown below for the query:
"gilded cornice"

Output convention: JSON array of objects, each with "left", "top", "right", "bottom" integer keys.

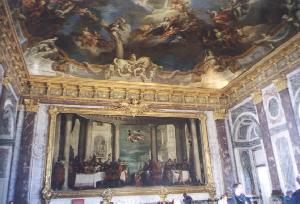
[
  {"left": 222, "top": 32, "right": 300, "bottom": 107},
  {"left": 23, "top": 76, "right": 225, "bottom": 110},
  {"left": 0, "top": 0, "right": 29, "bottom": 94}
]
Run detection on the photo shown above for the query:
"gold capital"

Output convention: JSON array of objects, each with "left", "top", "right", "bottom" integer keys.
[
  {"left": 251, "top": 90, "right": 262, "bottom": 104},
  {"left": 24, "top": 99, "right": 39, "bottom": 112},
  {"left": 213, "top": 109, "right": 227, "bottom": 120},
  {"left": 48, "top": 107, "right": 58, "bottom": 118},
  {"left": 273, "top": 75, "right": 288, "bottom": 92}
]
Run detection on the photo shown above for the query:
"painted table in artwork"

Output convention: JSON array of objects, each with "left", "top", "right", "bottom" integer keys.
[
  {"left": 171, "top": 170, "right": 191, "bottom": 184},
  {"left": 74, "top": 172, "right": 105, "bottom": 188}
]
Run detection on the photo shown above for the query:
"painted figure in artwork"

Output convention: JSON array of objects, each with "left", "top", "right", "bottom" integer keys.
[{"left": 17, "top": 0, "right": 297, "bottom": 87}]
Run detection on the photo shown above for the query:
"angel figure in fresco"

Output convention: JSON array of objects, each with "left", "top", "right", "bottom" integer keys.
[
  {"left": 78, "top": 9, "right": 131, "bottom": 59},
  {"left": 127, "top": 130, "right": 145, "bottom": 143}
]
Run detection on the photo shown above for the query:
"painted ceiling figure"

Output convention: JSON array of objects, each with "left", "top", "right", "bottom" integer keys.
[{"left": 15, "top": 0, "right": 298, "bottom": 87}]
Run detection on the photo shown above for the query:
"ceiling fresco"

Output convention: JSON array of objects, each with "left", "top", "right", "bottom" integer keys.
[{"left": 9, "top": 0, "right": 300, "bottom": 88}]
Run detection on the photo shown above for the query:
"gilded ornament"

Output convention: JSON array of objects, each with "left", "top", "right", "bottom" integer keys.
[
  {"left": 251, "top": 90, "right": 263, "bottom": 104},
  {"left": 118, "top": 98, "right": 152, "bottom": 117},
  {"left": 213, "top": 109, "right": 227, "bottom": 120},
  {"left": 273, "top": 75, "right": 288, "bottom": 92},
  {"left": 101, "top": 188, "right": 113, "bottom": 204},
  {"left": 24, "top": 99, "right": 39, "bottom": 112},
  {"left": 159, "top": 187, "right": 169, "bottom": 203}
]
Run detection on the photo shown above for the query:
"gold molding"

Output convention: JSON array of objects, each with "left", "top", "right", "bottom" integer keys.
[
  {"left": 213, "top": 109, "right": 227, "bottom": 120},
  {"left": 24, "top": 99, "right": 39, "bottom": 112},
  {"left": 273, "top": 75, "right": 288, "bottom": 92},
  {"left": 42, "top": 106, "right": 216, "bottom": 201},
  {"left": 101, "top": 189, "right": 113, "bottom": 204},
  {"left": 42, "top": 106, "right": 58, "bottom": 204},
  {"left": 118, "top": 98, "right": 152, "bottom": 117},
  {"left": 251, "top": 90, "right": 263, "bottom": 104},
  {"left": 198, "top": 113, "right": 216, "bottom": 198}
]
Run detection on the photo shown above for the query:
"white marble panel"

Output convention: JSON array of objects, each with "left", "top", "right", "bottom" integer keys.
[
  {"left": 28, "top": 104, "right": 50, "bottom": 204},
  {"left": 262, "top": 84, "right": 286, "bottom": 129},
  {"left": 204, "top": 111, "right": 224, "bottom": 196}
]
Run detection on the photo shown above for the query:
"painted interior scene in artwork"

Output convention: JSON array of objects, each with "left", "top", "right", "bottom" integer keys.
[
  {"left": 9, "top": 0, "right": 298, "bottom": 88},
  {"left": 51, "top": 114, "right": 206, "bottom": 190}
]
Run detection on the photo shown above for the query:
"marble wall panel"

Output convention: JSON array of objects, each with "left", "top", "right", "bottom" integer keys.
[
  {"left": 205, "top": 111, "right": 224, "bottom": 196},
  {"left": 255, "top": 102, "right": 281, "bottom": 191},
  {"left": 14, "top": 112, "right": 36, "bottom": 204},
  {"left": 28, "top": 105, "right": 49, "bottom": 204},
  {"left": 279, "top": 88, "right": 300, "bottom": 170},
  {"left": 215, "top": 118, "right": 234, "bottom": 194},
  {"left": 262, "top": 84, "right": 286, "bottom": 129}
]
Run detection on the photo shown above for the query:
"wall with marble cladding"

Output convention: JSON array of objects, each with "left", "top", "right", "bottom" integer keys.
[
  {"left": 0, "top": 82, "right": 20, "bottom": 204},
  {"left": 287, "top": 68, "right": 300, "bottom": 140},
  {"left": 204, "top": 111, "right": 224, "bottom": 197},
  {"left": 226, "top": 66, "right": 300, "bottom": 198},
  {"left": 28, "top": 105, "right": 49, "bottom": 204}
]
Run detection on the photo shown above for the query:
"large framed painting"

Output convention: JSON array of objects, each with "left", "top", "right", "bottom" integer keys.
[
  {"left": 0, "top": 84, "right": 18, "bottom": 140},
  {"left": 0, "top": 146, "right": 13, "bottom": 204},
  {"left": 42, "top": 106, "right": 214, "bottom": 203}
]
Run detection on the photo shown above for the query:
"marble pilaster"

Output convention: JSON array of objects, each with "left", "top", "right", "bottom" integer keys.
[
  {"left": 7, "top": 105, "right": 25, "bottom": 202},
  {"left": 278, "top": 88, "right": 300, "bottom": 170},
  {"left": 28, "top": 104, "right": 49, "bottom": 204},
  {"left": 214, "top": 117, "right": 234, "bottom": 194},
  {"left": 14, "top": 111, "right": 36, "bottom": 204},
  {"left": 205, "top": 111, "right": 225, "bottom": 197},
  {"left": 255, "top": 101, "right": 281, "bottom": 191}
]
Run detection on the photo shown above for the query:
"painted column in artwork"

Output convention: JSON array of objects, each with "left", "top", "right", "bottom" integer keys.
[
  {"left": 175, "top": 123, "right": 183, "bottom": 163},
  {"left": 7, "top": 104, "right": 24, "bottom": 202},
  {"left": 63, "top": 113, "right": 73, "bottom": 189},
  {"left": 78, "top": 118, "right": 87, "bottom": 160},
  {"left": 0, "top": 65, "right": 3, "bottom": 98},
  {"left": 85, "top": 120, "right": 93, "bottom": 159},
  {"left": 214, "top": 109, "right": 234, "bottom": 194},
  {"left": 273, "top": 76, "right": 300, "bottom": 170},
  {"left": 180, "top": 123, "right": 188, "bottom": 161},
  {"left": 53, "top": 114, "right": 61, "bottom": 163},
  {"left": 114, "top": 123, "right": 120, "bottom": 161},
  {"left": 252, "top": 91, "right": 282, "bottom": 191},
  {"left": 150, "top": 124, "right": 158, "bottom": 162},
  {"left": 190, "top": 118, "right": 201, "bottom": 181}
]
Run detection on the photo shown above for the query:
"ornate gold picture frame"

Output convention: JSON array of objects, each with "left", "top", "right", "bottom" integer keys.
[{"left": 42, "top": 105, "right": 215, "bottom": 203}]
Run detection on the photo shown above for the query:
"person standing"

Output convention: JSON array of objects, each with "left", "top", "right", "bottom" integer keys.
[
  {"left": 283, "top": 190, "right": 294, "bottom": 204},
  {"left": 183, "top": 192, "right": 193, "bottom": 204},
  {"left": 292, "top": 175, "right": 300, "bottom": 204},
  {"left": 228, "top": 183, "right": 251, "bottom": 204}
]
